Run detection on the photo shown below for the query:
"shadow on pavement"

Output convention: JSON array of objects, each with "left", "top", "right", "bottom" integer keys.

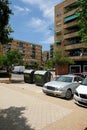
[{"left": 0, "top": 106, "right": 35, "bottom": 130}]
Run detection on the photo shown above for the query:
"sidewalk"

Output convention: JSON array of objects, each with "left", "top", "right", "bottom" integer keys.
[
  {"left": 0, "top": 82, "right": 87, "bottom": 130},
  {"left": 0, "top": 77, "right": 24, "bottom": 83}
]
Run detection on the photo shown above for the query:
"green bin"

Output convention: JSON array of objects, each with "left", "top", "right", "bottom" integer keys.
[
  {"left": 24, "top": 69, "right": 34, "bottom": 83},
  {"left": 34, "top": 70, "right": 52, "bottom": 86}
]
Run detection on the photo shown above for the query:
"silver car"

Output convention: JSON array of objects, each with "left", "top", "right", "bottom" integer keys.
[
  {"left": 74, "top": 77, "right": 87, "bottom": 107},
  {"left": 42, "top": 74, "right": 83, "bottom": 99}
]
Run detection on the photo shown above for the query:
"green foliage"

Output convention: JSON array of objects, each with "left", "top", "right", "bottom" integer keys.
[
  {"left": 0, "top": 53, "right": 6, "bottom": 66},
  {"left": 6, "top": 50, "right": 23, "bottom": 66},
  {"left": 31, "top": 61, "right": 39, "bottom": 69},
  {"left": 45, "top": 58, "right": 55, "bottom": 69},
  {"left": 0, "top": 0, "right": 13, "bottom": 44},
  {"left": 54, "top": 51, "right": 74, "bottom": 65},
  {"left": 76, "top": 0, "right": 87, "bottom": 44},
  {"left": 45, "top": 51, "right": 74, "bottom": 69}
]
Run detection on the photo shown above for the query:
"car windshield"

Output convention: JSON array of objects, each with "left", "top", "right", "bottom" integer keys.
[
  {"left": 81, "top": 78, "right": 87, "bottom": 86},
  {"left": 55, "top": 76, "right": 73, "bottom": 83}
]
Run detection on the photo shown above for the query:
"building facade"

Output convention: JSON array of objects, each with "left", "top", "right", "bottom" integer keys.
[
  {"left": 50, "top": 44, "right": 54, "bottom": 59},
  {"left": 0, "top": 40, "right": 42, "bottom": 66},
  {"left": 54, "top": 0, "right": 87, "bottom": 73},
  {"left": 42, "top": 51, "right": 50, "bottom": 66}
]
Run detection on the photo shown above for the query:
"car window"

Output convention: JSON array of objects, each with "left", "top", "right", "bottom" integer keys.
[
  {"left": 74, "top": 77, "right": 79, "bottom": 82},
  {"left": 56, "top": 76, "right": 73, "bottom": 82},
  {"left": 78, "top": 76, "right": 83, "bottom": 81},
  {"left": 82, "top": 78, "right": 87, "bottom": 86},
  {"left": 74, "top": 76, "right": 83, "bottom": 82},
  {"left": 52, "top": 76, "right": 59, "bottom": 81}
]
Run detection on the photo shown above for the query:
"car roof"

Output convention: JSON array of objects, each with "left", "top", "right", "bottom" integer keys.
[
  {"left": 73, "top": 72, "right": 87, "bottom": 75},
  {"left": 60, "top": 74, "right": 76, "bottom": 77}
]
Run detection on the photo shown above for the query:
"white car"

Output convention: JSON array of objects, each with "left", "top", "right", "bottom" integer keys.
[
  {"left": 12, "top": 66, "right": 25, "bottom": 74},
  {"left": 74, "top": 77, "right": 87, "bottom": 107},
  {"left": 42, "top": 74, "right": 83, "bottom": 99}
]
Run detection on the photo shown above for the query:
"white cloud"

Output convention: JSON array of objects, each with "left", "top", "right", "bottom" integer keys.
[
  {"left": 27, "top": 17, "right": 50, "bottom": 34},
  {"left": 21, "top": 0, "right": 64, "bottom": 21},
  {"left": 26, "top": 17, "right": 54, "bottom": 44},
  {"left": 14, "top": 5, "right": 31, "bottom": 14},
  {"left": 41, "top": 35, "right": 54, "bottom": 44}
]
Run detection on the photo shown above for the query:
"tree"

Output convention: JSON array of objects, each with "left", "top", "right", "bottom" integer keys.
[
  {"left": 0, "top": 53, "right": 6, "bottom": 67},
  {"left": 0, "top": 50, "right": 23, "bottom": 74},
  {"left": 45, "top": 58, "right": 55, "bottom": 69},
  {"left": 54, "top": 51, "right": 74, "bottom": 65},
  {"left": 45, "top": 51, "right": 74, "bottom": 69},
  {"left": 76, "top": 0, "right": 87, "bottom": 44},
  {"left": 0, "top": 0, "right": 13, "bottom": 44},
  {"left": 6, "top": 50, "right": 23, "bottom": 67}
]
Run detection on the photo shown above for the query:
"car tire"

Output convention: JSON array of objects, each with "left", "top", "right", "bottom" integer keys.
[{"left": 66, "top": 89, "right": 72, "bottom": 100}]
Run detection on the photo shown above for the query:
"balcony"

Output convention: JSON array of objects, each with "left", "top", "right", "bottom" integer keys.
[
  {"left": 64, "top": 21, "right": 77, "bottom": 29},
  {"left": 55, "top": 40, "right": 61, "bottom": 45},
  {"left": 64, "top": 43, "right": 86, "bottom": 50},
  {"left": 64, "top": 2, "right": 77, "bottom": 13},
  {"left": 64, "top": 14, "right": 78, "bottom": 23},
  {"left": 64, "top": 32, "right": 78, "bottom": 39},
  {"left": 70, "top": 56, "right": 87, "bottom": 61},
  {"left": 55, "top": 30, "right": 61, "bottom": 35},
  {"left": 64, "top": 8, "right": 77, "bottom": 18},
  {"left": 50, "top": 45, "right": 54, "bottom": 49}
]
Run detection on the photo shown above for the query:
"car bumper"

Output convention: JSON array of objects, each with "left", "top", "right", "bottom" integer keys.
[
  {"left": 42, "top": 88, "right": 66, "bottom": 97},
  {"left": 74, "top": 94, "right": 87, "bottom": 107}
]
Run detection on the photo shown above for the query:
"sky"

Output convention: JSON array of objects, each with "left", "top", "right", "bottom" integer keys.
[{"left": 10, "top": 0, "right": 64, "bottom": 51}]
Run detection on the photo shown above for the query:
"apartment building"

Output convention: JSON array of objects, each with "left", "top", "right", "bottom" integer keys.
[
  {"left": 50, "top": 44, "right": 54, "bottom": 59},
  {"left": 54, "top": 0, "right": 87, "bottom": 73},
  {"left": 42, "top": 51, "right": 50, "bottom": 66},
  {"left": 0, "top": 43, "right": 2, "bottom": 52},
  {"left": 0, "top": 40, "right": 42, "bottom": 66}
]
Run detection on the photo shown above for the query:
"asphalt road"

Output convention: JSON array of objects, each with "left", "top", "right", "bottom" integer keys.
[{"left": 0, "top": 82, "right": 87, "bottom": 130}]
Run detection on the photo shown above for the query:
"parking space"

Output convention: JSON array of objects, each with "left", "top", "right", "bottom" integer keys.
[{"left": 0, "top": 82, "right": 87, "bottom": 130}]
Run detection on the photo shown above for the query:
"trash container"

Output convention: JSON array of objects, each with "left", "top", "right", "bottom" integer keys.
[
  {"left": 24, "top": 69, "right": 34, "bottom": 83},
  {"left": 34, "top": 70, "right": 52, "bottom": 86}
]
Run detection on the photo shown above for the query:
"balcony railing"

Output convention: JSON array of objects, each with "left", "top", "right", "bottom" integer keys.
[
  {"left": 69, "top": 56, "right": 87, "bottom": 61},
  {"left": 64, "top": 32, "right": 78, "bottom": 39}
]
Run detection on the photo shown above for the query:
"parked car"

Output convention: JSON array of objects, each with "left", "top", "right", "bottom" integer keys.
[
  {"left": 73, "top": 72, "right": 87, "bottom": 78},
  {"left": 12, "top": 66, "right": 25, "bottom": 74},
  {"left": 74, "top": 77, "right": 87, "bottom": 107},
  {"left": 42, "top": 74, "right": 83, "bottom": 99}
]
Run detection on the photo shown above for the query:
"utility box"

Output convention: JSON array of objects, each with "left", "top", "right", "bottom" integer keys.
[
  {"left": 24, "top": 69, "right": 34, "bottom": 83},
  {"left": 34, "top": 70, "right": 52, "bottom": 86}
]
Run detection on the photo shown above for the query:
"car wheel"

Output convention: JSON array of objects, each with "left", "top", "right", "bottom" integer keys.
[{"left": 66, "top": 89, "right": 72, "bottom": 100}]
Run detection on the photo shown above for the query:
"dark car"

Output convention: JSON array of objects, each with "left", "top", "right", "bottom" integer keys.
[{"left": 73, "top": 72, "right": 87, "bottom": 78}]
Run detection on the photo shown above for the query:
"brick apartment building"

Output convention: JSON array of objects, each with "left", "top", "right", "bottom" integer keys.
[
  {"left": 54, "top": 0, "right": 87, "bottom": 73},
  {"left": 50, "top": 44, "right": 54, "bottom": 59},
  {"left": 0, "top": 40, "right": 42, "bottom": 66},
  {"left": 42, "top": 51, "right": 50, "bottom": 66}
]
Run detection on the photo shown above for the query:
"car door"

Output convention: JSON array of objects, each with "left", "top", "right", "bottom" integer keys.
[{"left": 70, "top": 76, "right": 80, "bottom": 93}]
